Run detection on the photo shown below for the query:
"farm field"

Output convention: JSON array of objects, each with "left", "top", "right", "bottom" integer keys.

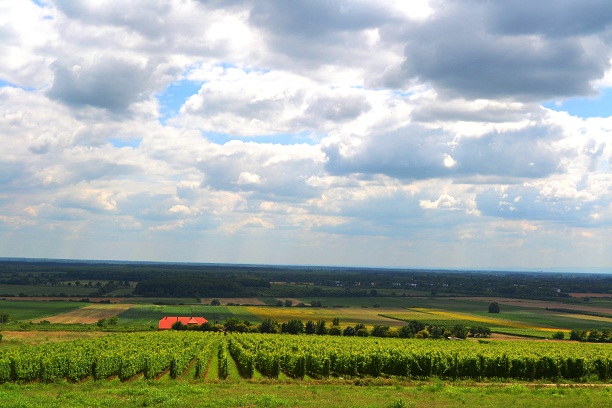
[
  {"left": 0, "top": 299, "right": 87, "bottom": 321},
  {"left": 0, "top": 295, "right": 611, "bottom": 337},
  {"left": 32, "top": 303, "right": 133, "bottom": 324},
  {"left": 0, "top": 331, "right": 109, "bottom": 350}
]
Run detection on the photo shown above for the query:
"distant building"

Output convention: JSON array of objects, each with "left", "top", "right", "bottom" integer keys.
[{"left": 158, "top": 316, "right": 208, "bottom": 330}]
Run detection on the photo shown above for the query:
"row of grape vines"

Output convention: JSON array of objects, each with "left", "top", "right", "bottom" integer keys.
[
  {"left": 0, "top": 332, "right": 220, "bottom": 383},
  {"left": 226, "top": 333, "right": 612, "bottom": 381},
  {"left": 1, "top": 332, "right": 612, "bottom": 383}
]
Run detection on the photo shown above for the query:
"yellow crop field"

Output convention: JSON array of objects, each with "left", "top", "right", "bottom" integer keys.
[
  {"left": 33, "top": 303, "right": 134, "bottom": 324},
  {"left": 244, "top": 306, "right": 404, "bottom": 326},
  {"left": 555, "top": 314, "right": 612, "bottom": 323},
  {"left": 411, "top": 308, "right": 562, "bottom": 332}
]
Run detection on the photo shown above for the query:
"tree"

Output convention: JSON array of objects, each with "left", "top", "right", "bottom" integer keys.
[
  {"left": 371, "top": 325, "right": 391, "bottom": 337},
  {"left": 0, "top": 313, "right": 9, "bottom": 324},
  {"left": 284, "top": 299, "right": 293, "bottom": 307},
  {"left": 210, "top": 299, "right": 221, "bottom": 306},
  {"left": 172, "top": 320, "right": 185, "bottom": 330},
  {"left": 259, "top": 319, "right": 279, "bottom": 334},
  {"left": 488, "top": 302, "right": 500, "bottom": 313},
  {"left": 469, "top": 326, "right": 491, "bottom": 338},
  {"left": 450, "top": 324, "right": 468, "bottom": 339},
  {"left": 552, "top": 331, "right": 565, "bottom": 340},
  {"left": 223, "top": 317, "right": 244, "bottom": 332},
  {"left": 588, "top": 330, "right": 601, "bottom": 342},
  {"left": 332, "top": 317, "right": 340, "bottom": 326},
  {"left": 305, "top": 320, "right": 316, "bottom": 334},
  {"left": 570, "top": 329, "right": 586, "bottom": 341},
  {"left": 281, "top": 319, "right": 304, "bottom": 334},
  {"left": 315, "top": 320, "right": 327, "bottom": 335}
]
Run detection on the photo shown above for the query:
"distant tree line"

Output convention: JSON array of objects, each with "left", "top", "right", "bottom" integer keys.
[
  {"left": 2, "top": 260, "right": 612, "bottom": 300},
  {"left": 169, "top": 317, "right": 492, "bottom": 339},
  {"left": 133, "top": 275, "right": 270, "bottom": 297},
  {"left": 568, "top": 328, "right": 612, "bottom": 343}
]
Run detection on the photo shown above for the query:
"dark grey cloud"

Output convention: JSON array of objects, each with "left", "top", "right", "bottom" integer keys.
[
  {"left": 384, "top": 0, "right": 612, "bottom": 101},
  {"left": 47, "top": 57, "right": 156, "bottom": 113},
  {"left": 249, "top": 0, "right": 390, "bottom": 38},
  {"left": 485, "top": 0, "right": 612, "bottom": 38},
  {"left": 246, "top": 0, "right": 398, "bottom": 68},
  {"left": 324, "top": 124, "right": 565, "bottom": 181}
]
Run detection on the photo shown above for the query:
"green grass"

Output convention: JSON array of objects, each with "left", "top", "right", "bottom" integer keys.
[{"left": 0, "top": 380, "right": 610, "bottom": 407}]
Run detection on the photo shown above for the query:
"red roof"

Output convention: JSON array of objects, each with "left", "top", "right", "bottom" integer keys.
[{"left": 158, "top": 316, "right": 208, "bottom": 330}]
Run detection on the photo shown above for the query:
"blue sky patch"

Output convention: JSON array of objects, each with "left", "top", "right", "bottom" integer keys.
[
  {"left": 544, "top": 88, "right": 612, "bottom": 118},
  {"left": 204, "top": 131, "right": 320, "bottom": 146},
  {"left": 0, "top": 80, "right": 35, "bottom": 92},
  {"left": 110, "top": 138, "right": 141, "bottom": 148},
  {"left": 157, "top": 80, "right": 202, "bottom": 124}
]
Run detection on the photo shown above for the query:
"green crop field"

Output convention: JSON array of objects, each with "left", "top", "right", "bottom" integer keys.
[{"left": 0, "top": 300, "right": 87, "bottom": 322}]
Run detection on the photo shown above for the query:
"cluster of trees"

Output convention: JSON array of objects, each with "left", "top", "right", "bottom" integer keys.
[
  {"left": 134, "top": 275, "right": 270, "bottom": 297},
  {"left": 169, "top": 317, "right": 492, "bottom": 339},
  {"left": 568, "top": 328, "right": 612, "bottom": 343}
]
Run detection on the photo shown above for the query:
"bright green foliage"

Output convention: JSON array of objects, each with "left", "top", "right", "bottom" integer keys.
[
  {"left": 217, "top": 340, "right": 229, "bottom": 379},
  {"left": 221, "top": 333, "right": 612, "bottom": 382},
  {"left": 1, "top": 332, "right": 612, "bottom": 384},
  {"left": 0, "top": 332, "right": 219, "bottom": 383}
]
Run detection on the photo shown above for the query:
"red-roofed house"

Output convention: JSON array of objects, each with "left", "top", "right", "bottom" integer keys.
[{"left": 158, "top": 316, "right": 208, "bottom": 330}]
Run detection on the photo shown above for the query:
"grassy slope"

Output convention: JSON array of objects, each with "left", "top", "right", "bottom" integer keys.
[{"left": 0, "top": 380, "right": 610, "bottom": 408}]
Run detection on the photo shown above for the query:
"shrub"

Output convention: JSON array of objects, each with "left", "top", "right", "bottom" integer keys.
[
  {"left": 488, "top": 302, "right": 500, "bottom": 313},
  {"left": 552, "top": 331, "right": 565, "bottom": 340}
]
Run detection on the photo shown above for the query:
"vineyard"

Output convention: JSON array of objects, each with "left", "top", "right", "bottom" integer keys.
[{"left": 1, "top": 332, "right": 612, "bottom": 383}]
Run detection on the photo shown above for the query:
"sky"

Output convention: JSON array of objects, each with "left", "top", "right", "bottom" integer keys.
[{"left": 1, "top": 0, "right": 611, "bottom": 270}]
